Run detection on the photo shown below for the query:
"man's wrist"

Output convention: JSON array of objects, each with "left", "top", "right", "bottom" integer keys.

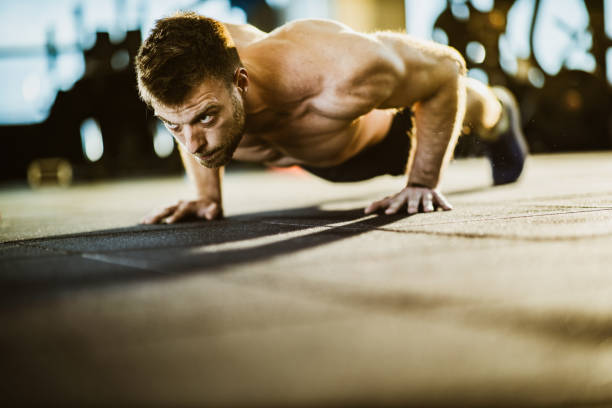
[
  {"left": 194, "top": 189, "right": 221, "bottom": 203},
  {"left": 407, "top": 182, "right": 430, "bottom": 188},
  {"left": 407, "top": 169, "right": 440, "bottom": 189}
]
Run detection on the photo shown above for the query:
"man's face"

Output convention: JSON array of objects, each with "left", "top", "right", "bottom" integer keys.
[{"left": 153, "top": 78, "right": 246, "bottom": 168}]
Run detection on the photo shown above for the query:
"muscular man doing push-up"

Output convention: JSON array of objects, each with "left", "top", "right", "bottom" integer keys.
[{"left": 136, "top": 12, "right": 527, "bottom": 224}]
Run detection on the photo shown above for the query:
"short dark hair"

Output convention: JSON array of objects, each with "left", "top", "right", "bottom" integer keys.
[{"left": 135, "top": 11, "right": 241, "bottom": 107}]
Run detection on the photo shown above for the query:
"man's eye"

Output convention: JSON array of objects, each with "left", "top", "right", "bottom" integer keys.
[
  {"left": 165, "top": 122, "right": 179, "bottom": 131},
  {"left": 200, "top": 115, "right": 214, "bottom": 124}
]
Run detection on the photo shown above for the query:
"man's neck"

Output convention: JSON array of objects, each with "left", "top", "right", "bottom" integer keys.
[{"left": 222, "top": 23, "right": 269, "bottom": 117}]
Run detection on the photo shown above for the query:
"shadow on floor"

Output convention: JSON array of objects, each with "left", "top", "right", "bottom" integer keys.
[{"left": 0, "top": 205, "right": 408, "bottom": 303}]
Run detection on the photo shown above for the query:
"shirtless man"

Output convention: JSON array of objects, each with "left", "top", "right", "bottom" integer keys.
[{"left": 136, "top": 12, "right": 527, "bottom": 224}]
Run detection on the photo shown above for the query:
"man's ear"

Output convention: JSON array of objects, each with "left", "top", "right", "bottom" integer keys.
[{"left": 233, "top": 67, "right": 248, "bottom": 94}]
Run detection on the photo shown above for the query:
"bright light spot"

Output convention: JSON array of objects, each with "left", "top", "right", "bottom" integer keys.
[
  {"left": 266, "top": 0, "right": 290, "bottom": 7},
  {"left": 56, "top": 52, "right": 85, "bottom": 91},
  {"left": 109, "top": 30, "right": 126, "bottom": 45},
  {"left": 80, "top": 118, "right": 104, "bottom": 162},
  {"left": 467, "top": 68, "right": 489, "bottom": 84},
  {"left": 466, "top": 41, "right": 486, "bottom": 64},
  {"left": 471, "top": 0, "right": 494, "bottom": 13},
  {"left": 432, "top": 27, "right": 448, "bottom": 45},
  {"left": 405, "top": 0, "right": 447, "bottom": 39},
  {"left": 22, "top": 74, "right": 41, "bottom": 102},
  {"left": 528, "top": 67, "right": 546, "bottom": 88},
  {"left": 154, "top": 122, "right": 175, "bottom": 158},
  {"left": 80, "top": 31, "right": 97, "bottom": 50},
  {"left": 533, "top": 0, "right": 591, "bottom": 75},
  {"left": 566, "top": 51, "right": 596, "bottom": 73},
  {"left": 606, "top": 48, "right": 612, "bottom": 86},
  {"left": 281, "top": 0, "right": 330, "bottom": 22},
  {"left": 606, "top": 0, "right": 612, "bottom": 39},
  {"left": 193, "top": 0, "right": 247, "bottom": 24},
  {"left": 498, "top": 34, "right": 518, "bottom": 75},
  {"left": 110, "top": 49, "right": 130, "bottom": 71},
  {"left": 451, "top": 2, "right": 470, "bottom": 21},
  {"left": 505, "top": 0, "right": 534, "bottom": 59}
]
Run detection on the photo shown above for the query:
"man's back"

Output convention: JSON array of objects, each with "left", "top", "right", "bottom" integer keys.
[{"left": 226, "top": 19, "right": 408, "bottom": 167}]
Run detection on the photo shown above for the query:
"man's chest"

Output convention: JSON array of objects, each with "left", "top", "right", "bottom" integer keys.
[
  {"left": 246, "top": 99, "right": 352, "bottom": 137},
  {"left": 234, "top": 109, "right": 357, "bottom": 166},
  {"left": 234, "top": 105, "right": 394, "bottom": 167}
]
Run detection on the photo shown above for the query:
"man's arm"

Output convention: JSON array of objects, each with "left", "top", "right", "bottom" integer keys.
[
  {"left": 364, "top": 32, "right": 466, "bottom": 214},
  {"left": 141, "top": 21, "right": 264, "bottom": 225},
  {"left": 260, "top": 21, "right": 463, "bottom": 214},
  {"left": 141, "top": 145, "right": 223, "bottom": 224},
  {"left": 377, "top": 32, "right": 466, "bottom": 187}
]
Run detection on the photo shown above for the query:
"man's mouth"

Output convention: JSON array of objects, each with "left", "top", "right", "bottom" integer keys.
[{"left": 195, "top": 148, "right": 220, "bottom": 161}]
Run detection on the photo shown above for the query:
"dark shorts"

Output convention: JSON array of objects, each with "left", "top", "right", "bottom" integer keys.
[{"left": 300, "top": 108, "right": 413, "bottom": 182}]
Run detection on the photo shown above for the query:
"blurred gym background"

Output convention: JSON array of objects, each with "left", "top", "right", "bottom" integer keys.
[{"left": 0, "top": 0, "right": 611, "bottom": 187}]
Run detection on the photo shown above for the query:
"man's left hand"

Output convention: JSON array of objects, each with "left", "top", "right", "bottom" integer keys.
[{"left": 364, "top": 185, "right": 453, "bottom": 215}]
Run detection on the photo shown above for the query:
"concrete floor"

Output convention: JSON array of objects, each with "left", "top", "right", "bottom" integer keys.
[{"left": 1, "top": 152, "right": 612, "bottom": 407}]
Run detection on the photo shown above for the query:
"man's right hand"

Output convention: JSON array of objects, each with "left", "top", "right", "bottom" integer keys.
[{"left": 140, "top": 199, "right": 223, "bottom": 224}]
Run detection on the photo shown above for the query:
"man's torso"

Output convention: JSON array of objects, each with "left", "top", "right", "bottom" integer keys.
[{"left": 225, "top": 20, "right": 402, "bottom": 168}]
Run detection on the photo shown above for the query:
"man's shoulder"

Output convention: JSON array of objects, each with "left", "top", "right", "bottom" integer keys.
[
  {"left": 242, "top": 19, "right": 402, "bottom": 112},
  {"left": 270, "top": 18, "right": 349, "bottom": 37},
  {"left": 247, "top": 19, "right": 386, "bottom": 71},
  {"left": 241, "top": 21, "right": 351, "bottom": 99},
  {"left": 255, "top": 18, "right": 379, "bottom": 53}
]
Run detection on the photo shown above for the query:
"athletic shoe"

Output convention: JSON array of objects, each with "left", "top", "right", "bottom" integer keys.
[{"left": 485, "top": 87, "right": 529, "bottom": 185}]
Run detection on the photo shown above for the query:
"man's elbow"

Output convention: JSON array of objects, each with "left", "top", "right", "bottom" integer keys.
[
  {"left": 442, "top": 48, "right": 467, "bottom": 78},
  {"left": 430, "top": 50, "right": 466, "bottom": 101}
]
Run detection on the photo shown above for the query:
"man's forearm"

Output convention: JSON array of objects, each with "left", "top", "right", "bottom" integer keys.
[
  {"left": 407, "top": 77, "right": 466, "bottom": 188},
  {"left": 178, "top": 145, "right": 223, "bottom": 203}
]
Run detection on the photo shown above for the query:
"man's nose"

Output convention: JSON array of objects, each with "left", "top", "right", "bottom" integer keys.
[{"left": 183, "top": 124, "right": 206, "bottom": 154}]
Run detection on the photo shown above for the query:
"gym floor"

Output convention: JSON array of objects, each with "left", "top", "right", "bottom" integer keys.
[{"left": 2, "top": 152, "right": 612, "bottom": 407}]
